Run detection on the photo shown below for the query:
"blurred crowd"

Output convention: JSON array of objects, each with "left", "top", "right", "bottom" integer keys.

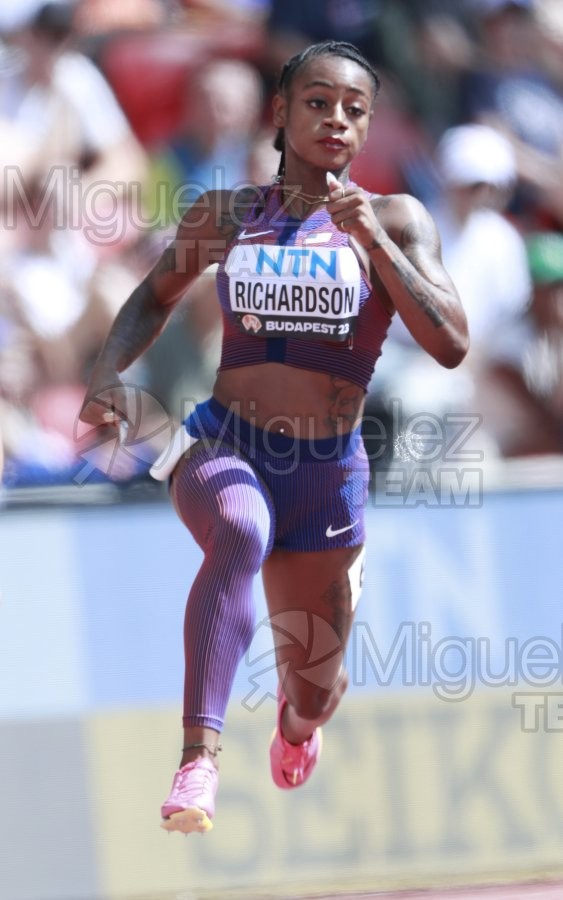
[{"left": 1, "top": 0, "right": 563, "bottom": 488}]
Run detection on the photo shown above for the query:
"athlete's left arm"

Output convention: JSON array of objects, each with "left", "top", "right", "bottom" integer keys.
[
  {"left": 368, "top": 194, "right": 468, "bottom": 367},
  {"left": 327, "top": 183, "right": 469, "bottom": 368}
]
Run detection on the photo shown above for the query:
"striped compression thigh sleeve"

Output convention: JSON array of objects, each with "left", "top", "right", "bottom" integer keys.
[{"left": 170, "top": 442, "right": 275, "bottom": 731}]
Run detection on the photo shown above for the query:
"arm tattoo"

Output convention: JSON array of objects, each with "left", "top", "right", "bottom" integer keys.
[
  {"left": 394, "top": 220, "right": 447, "bottom": 327},
  {"left": 153, "top": 245, "right": 180, "bottom": 278},
  {"left": 325, "top": 377, "right": 363, "bottom": 434},
  {"left": 216, "top": 212, "right": 238, "bottom": 242},
  {"left": 372, "top": 196, "right": 392, "bottom": 214},
  {"left": 233, "top": 186, "right": 263, "bottom": 223},
  {"left": 365, "top": 197, "right": 393, "bottom": 250},
  {"left": 391, "top": 259, "right": 446, "bottom": 326},
  {"left": 100, "top": 280, "right": 171, "bottom": 372},
  {"left": 216, "top": 187, "right": 260, "bottom": 241},
  {"left": 399, "top": 220, "right": 441, "bottom": 257}
]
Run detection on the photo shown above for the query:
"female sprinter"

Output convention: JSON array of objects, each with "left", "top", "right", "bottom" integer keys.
[{"left": 79, "top": 40, "right": 468, "bottom": 834}]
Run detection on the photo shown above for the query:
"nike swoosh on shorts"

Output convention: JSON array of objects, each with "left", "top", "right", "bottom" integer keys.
[{"left": 325, "top": 520, "right": 360, "bottom": 538}]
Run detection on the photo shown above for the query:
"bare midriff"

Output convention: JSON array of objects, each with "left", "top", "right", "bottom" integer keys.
[{"left": 213, "top": 364, "right": 365, "bottom": 439}]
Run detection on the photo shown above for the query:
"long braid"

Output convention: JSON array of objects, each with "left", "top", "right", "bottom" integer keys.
[
  {"left": 274, "top": 41, "right": 381, "bottom": 178},
  {"left": 274, "top": 126, "right": 285, "bottom": 179}
]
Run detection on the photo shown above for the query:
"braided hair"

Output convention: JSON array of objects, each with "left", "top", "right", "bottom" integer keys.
[{"left": 274, "top": 41, "right": 381, "bottom": 178}]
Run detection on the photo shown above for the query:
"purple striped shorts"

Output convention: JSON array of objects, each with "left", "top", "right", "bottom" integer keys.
[{"left": 183, "top": 397, "right": 369, "bottom": 553}]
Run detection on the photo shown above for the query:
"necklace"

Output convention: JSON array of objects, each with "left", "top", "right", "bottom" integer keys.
[{"left": 272, "top": 178, "right": 330, "bottom": 205}]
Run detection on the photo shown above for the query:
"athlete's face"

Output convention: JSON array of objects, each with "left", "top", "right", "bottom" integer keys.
[{"left": 273, "top": 55, "right": 375, "bottom": 174}]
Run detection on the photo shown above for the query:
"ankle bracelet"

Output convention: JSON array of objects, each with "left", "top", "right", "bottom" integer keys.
[{"left": 182, "top": 742, "right": 223, "bottom": 757}]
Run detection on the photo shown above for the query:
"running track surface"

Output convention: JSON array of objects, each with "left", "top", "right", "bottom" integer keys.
[
  {"left": 294, "top": 885, "right": 563, "bottom": 900},
  {"left": 200, "top": 883, "right": 563, "bottom": 900}
]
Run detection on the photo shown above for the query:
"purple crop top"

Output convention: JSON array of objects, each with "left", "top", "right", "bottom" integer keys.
[{"left": 215, "top": 185, "right": 392, "bottom": 392}]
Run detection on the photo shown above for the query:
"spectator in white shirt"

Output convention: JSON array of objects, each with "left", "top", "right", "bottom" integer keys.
[
  {"left": 0, "top": 2, "right": 147, "bottom": 220},
  {"left": 368, "top": 124, "right": 531, "bottom": 464}
]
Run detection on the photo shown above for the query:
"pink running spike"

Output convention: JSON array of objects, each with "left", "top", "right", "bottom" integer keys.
[
  {"left": 269, "top": 690, "right": 322, "bottom": 789},
  {"left": 161, "top": 757, "right": 218, "bottom": 834}
]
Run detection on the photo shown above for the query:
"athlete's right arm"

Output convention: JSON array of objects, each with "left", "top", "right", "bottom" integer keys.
[{"left": 79, "top": 190, "right": 239, "bottom": 427}]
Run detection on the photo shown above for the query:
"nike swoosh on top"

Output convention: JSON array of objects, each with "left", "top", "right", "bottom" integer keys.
[
  {"left": 238, "top": 228, "right": 274, "bottom": 240},
  {"left": 326, "top": 520, "right": 360, "bottom": 538}
]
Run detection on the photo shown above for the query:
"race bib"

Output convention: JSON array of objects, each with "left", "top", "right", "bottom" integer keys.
[{"left": 225, "top": 243, "right": 361, "bottom": 342}]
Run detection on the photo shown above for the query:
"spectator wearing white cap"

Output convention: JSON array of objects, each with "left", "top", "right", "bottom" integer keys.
[
  {"left": 367, "top": 123, "right": 531, "bottom": 466},
  {"left": 430, "top": 124, "right": 530, "bottom": 351}
]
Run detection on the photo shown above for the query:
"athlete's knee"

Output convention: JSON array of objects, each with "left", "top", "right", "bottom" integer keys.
[
  {"left": 285, "top": 669, "right": 349, "bottom": 722},
  {"left": 212, "top": 507, "right": 271, "bottom": 573},
  {"left": 171, "top": 453, "right": 273, "bottom": 564}
]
